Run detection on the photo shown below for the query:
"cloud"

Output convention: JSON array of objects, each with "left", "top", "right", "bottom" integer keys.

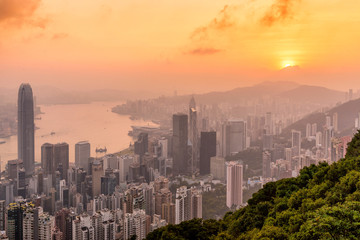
[
  {"left": 0, "top": 0, "right": 47, "bottom": 28},
  {"left": 190, "top": 5, "right": 236, "bottom": 41},
  {"left": 52, "top": 33, "right": 68, "bottom": 40},
  {"left": 188, "top": 48, "right": 222, "bottom": 56},
  {"left": 260, "top": 0, "right": 300, "bottom": 27}
]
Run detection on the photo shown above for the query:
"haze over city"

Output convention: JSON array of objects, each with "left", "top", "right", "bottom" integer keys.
[{"left": 1, "top": 1, "right": 360, "bottom": 240}]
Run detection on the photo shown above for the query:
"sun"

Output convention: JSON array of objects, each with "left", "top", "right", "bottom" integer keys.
[{"left": 281, "top": 60, "right": 295, "bottom": 69}]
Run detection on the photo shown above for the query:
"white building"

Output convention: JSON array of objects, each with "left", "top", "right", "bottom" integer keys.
[
  {"left": 226, "top": 161, "right": 243, "bottom": 208},
  {"left": 175, "top": 186, "right": 202, "bottom": 224},
  {"left": 124, "top": 209, "right": 147, "bottom": 240}
]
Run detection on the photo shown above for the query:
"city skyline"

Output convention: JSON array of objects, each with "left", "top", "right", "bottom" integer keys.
[{"left": 1, "top": 1, "right": 360, "bottom": 239}]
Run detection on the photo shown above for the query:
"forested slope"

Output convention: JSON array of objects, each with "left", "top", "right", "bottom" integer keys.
[{"left": 147, "top": 131, "right": 360, "bottom": 240}]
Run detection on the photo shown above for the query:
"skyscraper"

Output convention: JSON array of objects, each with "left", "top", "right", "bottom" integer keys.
[
  {"left": 0, "top": 200, "right": 5, "bottom": 231},
  {"left": 262, "top": 151, "right": 271, "bottom": 179},
  {"left": 228, "top": 120, "right": 247, "bottom": 155},
  {"left": 41, "top": 143, "right": 54, "bottom": 177},
  {"left": 54, "top": 143, "right": 69, "bottom": 181},
  {"left": 18, "top": 83, "right": 35, "bottom": 176},
  {"left": 92, "top": 160, "right": 103, "bottom": 198},
  {"left": 333, "top": 112, "right": 338, "bottom": 132},
  {"left": 75, "top": 141, "right": 91, "bottom": 172},
  {"left": 199, "top": 131, "right": 216, "bottom": 175},
  {"left": 220, "top": 122, "right": 231, "bottom": 157},
  {"left": 7, "top": 201, "right": 33, "bottom": 240},
  {"left": 189, "top": 97, "right": 198, "bottom": 174},
  {"left": 306, "top": 123, "right": 311, "bottom": 138},
  {"left": 175, "top": 186, "right": 192, "bottom": 224},
  {"left": 172, "top": 114, "right": 188, "bottom": 175},
  {"left": 265, "top": 112, "right": 273, "bottom": 134},
  {"left": 134, "top": 133, "right": 148, "bottom": 164},
  {"left": 226, "top": 161, "right": 243, "bottom": 208},
  {"left": 291, "top": 130, "right": 301, "bottom": 157}
]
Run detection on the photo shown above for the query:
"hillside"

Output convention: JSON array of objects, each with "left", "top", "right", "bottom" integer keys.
[
  {"left": 152, "top": 81, "right": 344, "bottom": 105},
  {"left": 281, "top": 98, "right": 360, "bottom": 139},
  {"left": 278, "top": 85, "right": 344, "bottom": 105},
  {"left": 147, "top": 131, "right": 360, "bottom": 239}
]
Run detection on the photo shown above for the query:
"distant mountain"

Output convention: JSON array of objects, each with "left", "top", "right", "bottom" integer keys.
[
  {"left": 194, "top": 81, "right": 300, "bottom": 104},
  {"left": 281, "top": 97, "right": 360, "bottom": 138},
  {"left": 155, "top": 81, "right": 345, "bottom": 107},
  {"left": 278, "top": 85, "right": 344, "bottom": 105},
  {"left": 0, "top": 81, "right": 346, "bottom": 106},
  {"left": 0, "top": 86, "right": 159, "bottom": 105}
]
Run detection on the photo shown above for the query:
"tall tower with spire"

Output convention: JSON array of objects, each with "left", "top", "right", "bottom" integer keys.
[
  {"left": 18, "top": 83, "right": 35, "bottom": 176},
  {"left": 189, "top": 96, "right": 198, "bottom": 174}
]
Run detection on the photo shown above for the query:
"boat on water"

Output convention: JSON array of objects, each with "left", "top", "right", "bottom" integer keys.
[
  {"left": 96, "top": 147, "right": 107, "bottom": 153},
  {"left": 50, "top": 132, "right": 55, "bottom": 135}
]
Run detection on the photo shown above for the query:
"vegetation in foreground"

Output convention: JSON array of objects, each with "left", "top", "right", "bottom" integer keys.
[{"left": 147, "top": 131, "right": 360, "bottom": 239}]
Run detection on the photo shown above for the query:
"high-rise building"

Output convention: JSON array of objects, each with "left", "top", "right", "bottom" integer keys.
[
  {"left": 161, "top": 202, "right": 175, "bottom": 224},
  {"left": 265, "top": 112, "right": 273, "bottom": 134},
  {"left": 55, "top": 208, "right": 71, "bottom": 239},
  {"left": 220, "top": 120, "right": 247, "bottom": 157},
  {"left": 158, "top": 138, "right": 168, "bottom": 159},
  {"left": 325, "top": 116, "right": 332, "bottom": 128},
  {"left": 210, "top": 156, "right": 225, "bottom": 182},
  {"left": 54, "top": 143, "right": 69, "bottom": 181},
  {"left": 0, "top": 200, "right": 5, "bottom": 231},
  {"left": 199, "top": 131, "right": 216, "bottom": 175},
  {"left": 226, "top": 161, "right": 243, "bottom": 208},
  {"left": 228, "top": 120, "right": 247, "bottom": 155},
  {"left": 306, "top": 123, "right": 311, "bottom": 138},
  {"left": 324, "top": 127, "right": 334, "bottom": 159},
  {"left": 101, "top": 169, "right": 117, "bottom": 196},
  {"left": 291, "top": 130, "right": 301, "bottom": 157},
  {"left": 124, "top": 209, "right": 147, "bottom": 240},
  {"left": 316, "top": 132, "right": 323, "bottom": 147},
  {"left": 118, "top": 155, "right": 132, "bottom": 183},
  {"left": 41, "top": 143, "right": 55, "bottom": 177},
  {"left": 191, "top": 189, "right": 202, "bottom": 219},
  {"left": 263, "top": 134, "right": 273, "bottom": 150},
  {"left": 333, "top": 112, "right": 338, "bottom": 132},
  {"left": 311, "top": 123, "right": 317, "bottom": 136},
  {"left": 175, "top": 186, "right": 192, "bottom": 224},
  {"left": 155, "top": 189, "right": 172, "bottom": 218},
  {"left": 75, "top": 141, "right": 91, "bottom": 172},
  {"left": 189, "top": 97, "right": 198, "bottom": 175},
  {"left": 23, "top": 206, "right": 44, "bottom": 240},
  {"left": 220, "top": 122, "right": 231, "bottom": 157},
  {"left": 172, "top": 114, "right": 188, "bottom": 175},
  {"left": 134, "top": 133, "right": 148, "bottom": 162},
  {"left": 7, "top": 201, "right": 33, "bottom": 240},
  {"left": 92, "top": 160, "right": 103, "bottom": 198},
  {"left": 262, "top": 151, "right": 271, "bottom": 179},
  {"left": 18, "top": 83, "right": 35, "bottom": 176}
]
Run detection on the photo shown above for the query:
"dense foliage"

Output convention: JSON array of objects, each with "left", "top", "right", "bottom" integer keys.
[
  {"left": 202, "top": 184, "right": 228, "bottom": 220},
  {"left": 226, "top": 148, "right": 262, "bottom": 180},
  {"left": 147, "top": 131, "right": 360, "bottom": 239}
]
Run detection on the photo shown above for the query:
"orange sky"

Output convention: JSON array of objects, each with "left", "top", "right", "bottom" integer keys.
[{"left": 0, "top": 0, "right": 360, "bottom": 94}]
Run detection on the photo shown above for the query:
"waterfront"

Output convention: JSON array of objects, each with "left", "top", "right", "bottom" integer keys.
[{"left": 0, "top": 101, "right": 155, "bottom": 170}]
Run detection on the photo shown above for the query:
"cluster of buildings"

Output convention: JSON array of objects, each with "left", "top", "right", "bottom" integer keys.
[
  {"left": 0, "top": 85, "right": 210, "bottom": 240},
  {"left": 1, "top": 83, "right": 358, "bottom": 239}
]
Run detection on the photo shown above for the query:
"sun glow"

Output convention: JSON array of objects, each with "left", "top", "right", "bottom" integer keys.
[{"left": 282, "top": 60, "right": 296, "bottom": 69}]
